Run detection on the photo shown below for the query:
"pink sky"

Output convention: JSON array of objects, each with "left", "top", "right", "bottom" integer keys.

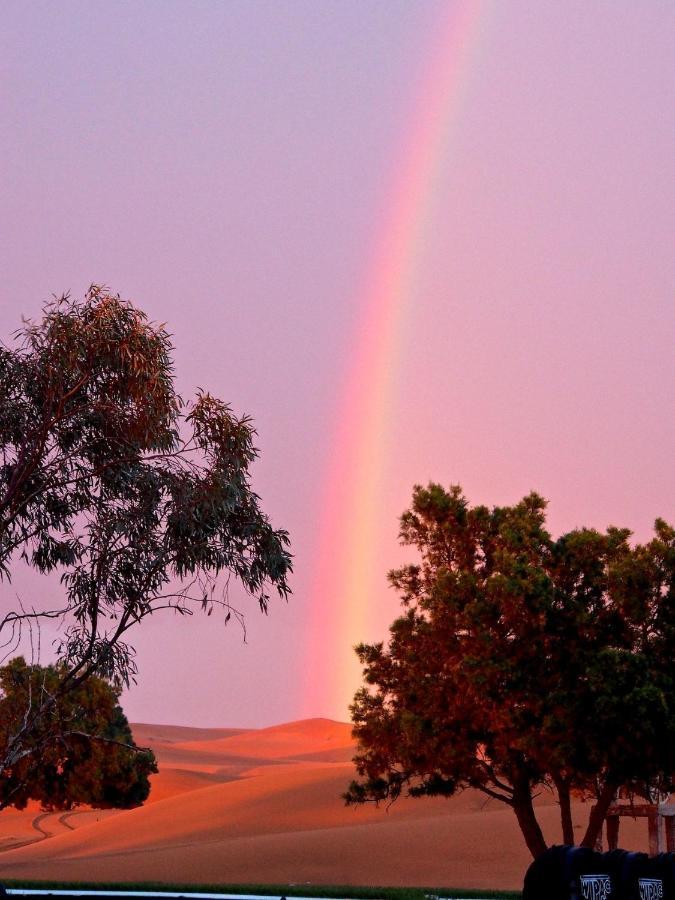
[{"left": 1, "top": 1, "right": 674, "bottom": 727}]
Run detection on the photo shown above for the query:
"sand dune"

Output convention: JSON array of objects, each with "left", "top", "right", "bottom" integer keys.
[
  {"left": 177, "top": 718, "right": 354, "bottom": 761},
  {"left": 0, "top": 717, "right": 657, "bottom": 891},
  {"left": 132, "top": 724, "right": 247, "bottom": 745},
  {"left": 141, "top": 767, "right": 234, "bottom": 803},
  {"left": 0, "top": 803, "right": 47, "bottom": 852}
]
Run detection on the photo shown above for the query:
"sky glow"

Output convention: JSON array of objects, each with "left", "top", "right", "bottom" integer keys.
[{"left": 1, "top": 1, "right": 674, "bottom": 726}]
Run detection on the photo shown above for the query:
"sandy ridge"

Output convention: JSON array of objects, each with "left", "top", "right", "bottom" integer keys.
[{"left": 0, "top": 717, "right": 655, "bottom": 891}]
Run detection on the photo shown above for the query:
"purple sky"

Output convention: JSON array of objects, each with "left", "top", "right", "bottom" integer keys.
[{"left": 2, "top": 1, "right": 674, "bottom": 727}]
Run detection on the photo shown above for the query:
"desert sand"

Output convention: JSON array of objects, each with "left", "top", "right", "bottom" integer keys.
[{"left": 0, "top": 718, "right": 654, "bottom": 891}]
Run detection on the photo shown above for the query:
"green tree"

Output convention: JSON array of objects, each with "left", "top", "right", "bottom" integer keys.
[
  {"left": 0, "top": 287, "right": 292, "bottom": 779},
  {"left": 345, "top": 484, "right": 675, "bottom": 858},
  {"left": 0, "top": 657, "right": 157, "bottom": 811}
]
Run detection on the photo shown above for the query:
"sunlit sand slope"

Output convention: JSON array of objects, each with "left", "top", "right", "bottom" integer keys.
[
  {"left": 0, "top": 718, "right": 654, "bottom": 890},
  {"left": 176, "top": 718, "right": 354, "bottom": 760}
]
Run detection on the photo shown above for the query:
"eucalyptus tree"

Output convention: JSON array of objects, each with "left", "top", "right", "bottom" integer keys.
[{"left": 0, "top": 286, "right": 291, "bottom": 780}]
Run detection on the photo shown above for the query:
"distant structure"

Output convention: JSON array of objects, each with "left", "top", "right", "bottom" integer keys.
[{"left": 596, "top": 802, "right": 675, "bottom": 856}]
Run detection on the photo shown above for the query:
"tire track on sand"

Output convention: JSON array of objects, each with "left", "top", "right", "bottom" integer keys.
[
  {"left": 0, "top": 812, "right": 52, "bottom": 853},
  {"left": 30, "top": 812, "right": 54, "bottom": 839},
  {"left": 0, "top": 810, "right": 82, "bottom": 853}
]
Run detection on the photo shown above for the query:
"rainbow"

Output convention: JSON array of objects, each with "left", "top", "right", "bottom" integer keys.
[{"left": 304, "top": 1, "right": 488, "bottom": 720}]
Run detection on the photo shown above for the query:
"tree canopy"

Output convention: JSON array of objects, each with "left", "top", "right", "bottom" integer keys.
[
  {"left": 345, "top": 483, "right": 675, "bottom": 858},
  {"left": 0, "top": 287, "right": 292, "bottom": 779},
  {"left": 0, "top": 657, "right": 157, "bottom": 811}
]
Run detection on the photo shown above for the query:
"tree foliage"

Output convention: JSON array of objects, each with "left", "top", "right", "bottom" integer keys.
[
  {"left": 0, "top": 287, "right": 292, "bottom": 779},
  {"left": 0, "top": 657, "right": 157, "bottom": 811},
  {"left": 346, "top": 484, "right": 675, "bottom": 858}
]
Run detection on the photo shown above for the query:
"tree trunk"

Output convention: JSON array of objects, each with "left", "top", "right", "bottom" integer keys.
[
  {"left": 512, "top": 781, "right": 548, "bottom": 859},
  {"left": 581, "top": 779, "right": 616, "bottom": 849},
  {"left": 553, "top": 773, "right": 575, "bottom": 845}
]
